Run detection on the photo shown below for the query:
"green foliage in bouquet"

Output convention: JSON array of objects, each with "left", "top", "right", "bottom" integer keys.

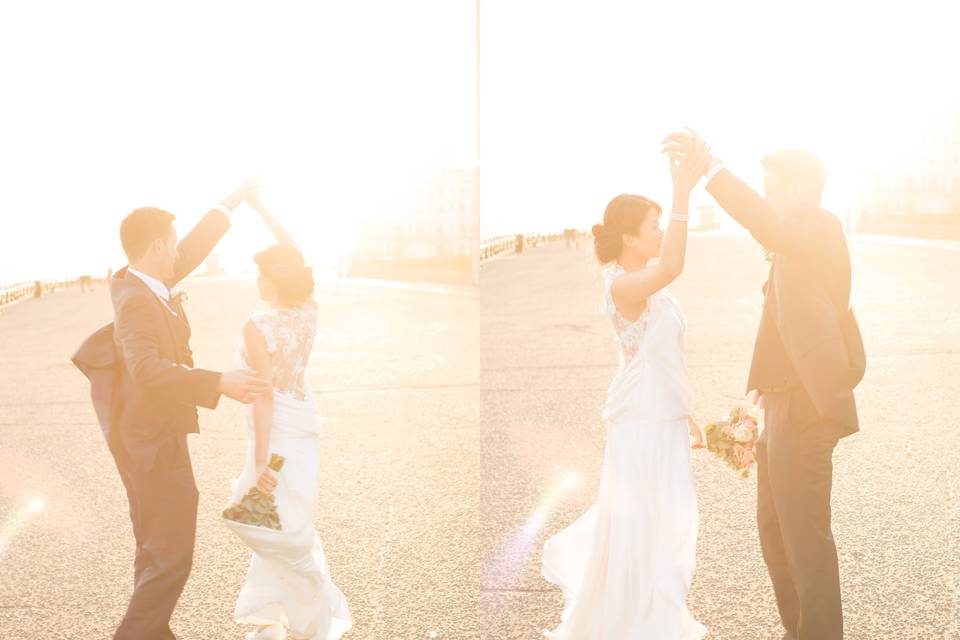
[
  {"left": 702, "top": 407, "right": 760, "bottom": 479},
  {"left": 222, "top": 453, "right": 285, "bottom": 530}
]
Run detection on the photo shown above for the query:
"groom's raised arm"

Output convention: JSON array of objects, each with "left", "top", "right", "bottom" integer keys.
[
  {"left": 246, "top": 188, "right": 297, "bottom": 247},
  {"left": 706, "top": 169, "right": 817, "bottom": 256},
  {"left": 171, "top": 180, "right": 257, "bottom": 285},
  {"left": 171, "top": 209, "right": 232, "bottom": 285}
]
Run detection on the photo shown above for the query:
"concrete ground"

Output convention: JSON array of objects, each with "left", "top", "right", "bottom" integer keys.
[
  {"left": 480, "top": 236, "right": 960, "bottom": 639},
  {"left": 2, "top": 233, "right": 958, "bottom": 639},
  {"left": 0, "top": 275, "right": 479, "bottom": 639}
]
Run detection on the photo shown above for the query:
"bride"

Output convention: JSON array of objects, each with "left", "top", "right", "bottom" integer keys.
[
  {"left": 541, "top": 139, "right": 710, "bottom": 639},
  {"left": 227, "top": 189, "right": 352, "bottom": 640}
]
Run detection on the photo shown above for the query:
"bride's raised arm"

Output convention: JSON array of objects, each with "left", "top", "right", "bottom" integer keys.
[
  {"left": 246, "top": 187, "right": 297, "bottom": 247},
  {"left": 611, "top": 137, "right": 710, "bottom": 306}
]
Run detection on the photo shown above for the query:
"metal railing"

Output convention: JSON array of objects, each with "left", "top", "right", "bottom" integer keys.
[
  {"left": 480, "top": 231, "right": 571, "bottom": 262},
  {"left": 480, "top": 235, "right": 516, "bottom": 260},
  {"left": 0, "top": 277, "right": 93, "bottom": 308}
]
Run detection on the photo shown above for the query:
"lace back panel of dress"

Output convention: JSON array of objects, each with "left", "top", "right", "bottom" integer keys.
[
  {"left": 603, "top": 265, "right": 651, "bottom": 366},
  {"left": 251, "top": 307, "right": 318, "bottom": 400}
]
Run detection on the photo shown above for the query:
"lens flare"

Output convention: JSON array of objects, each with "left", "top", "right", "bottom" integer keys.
[
  {"left": 0, "top": 497, "right": 47, "bottom": 559},
  {"left": 484, "top": 472, "right": 581, "bottom": 585}
]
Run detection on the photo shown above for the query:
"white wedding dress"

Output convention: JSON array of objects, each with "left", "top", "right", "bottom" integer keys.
[
  {"left": 542, "top": 263, "right": 707, "bottom": 639},
  {"left": 228, "top": 305, "right": 352, "bottom": 640}
]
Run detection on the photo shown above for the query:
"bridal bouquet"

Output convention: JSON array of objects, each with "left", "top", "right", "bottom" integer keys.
[
  {"left": 223, "top": 453, "right": 285, "bottom": 530},
  {"left": 702, "top": 407, "right": 762, "bottom": 478}
]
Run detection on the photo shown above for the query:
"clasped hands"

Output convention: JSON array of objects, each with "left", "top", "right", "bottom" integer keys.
[{"left": 660, "top": 128, "right": 717, "bottom": 194}]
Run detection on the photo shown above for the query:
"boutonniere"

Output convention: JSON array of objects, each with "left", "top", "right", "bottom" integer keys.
[{"left": 170, "top": 289, "right": 188, "bottom": 306}]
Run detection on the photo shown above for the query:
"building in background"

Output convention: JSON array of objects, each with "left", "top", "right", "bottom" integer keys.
[
  {"left": 203, "top": 254, "right": 224, "bottom": 276},
  {"left": 694, "top": 204, "right": 720, "bottom": 231},
  {"left": 859, "top": 110, "right": 960, "bottom": 239},
  {"left": 350, "top": 164, "right": 479, "bottom": 283}
]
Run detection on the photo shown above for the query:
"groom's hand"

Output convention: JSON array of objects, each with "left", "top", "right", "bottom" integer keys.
[
  {"left": 661, "top": 129, "right": 710, "bottom": 171},
  {"left": 220, "top": 178, "right": 258, "bottom": 211},
  {"left": 661, "top": 130, "right": 692, "bottom": 162},
  {"left": 219, "top": 369, "right": 271, "bottom": 404},
  {"left": 244, "top": 183, "right": 268, "bottom": 215}
]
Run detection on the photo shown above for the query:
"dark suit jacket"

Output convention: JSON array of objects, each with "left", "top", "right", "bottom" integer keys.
[
  {"left": 72, "top": 210, "right": 231, "bottom": 470},
  {"left": 707, "top": 170, "right": 866, "bottom": 436}
]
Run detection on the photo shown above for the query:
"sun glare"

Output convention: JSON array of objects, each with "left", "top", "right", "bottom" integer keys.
[
  {"left": 481, "top": 0, "right": 960, "bottom": 236},
  {"left": 0, "top": 1, "right": 475, "bottom": 283}
]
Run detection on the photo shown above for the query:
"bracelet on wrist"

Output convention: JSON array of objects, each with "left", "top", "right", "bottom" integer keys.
[
  {"left": 670, "top": 212, "right": 690, "bottom": 222},
  {"left": 705, "top": 157, "right": 725, "bottom": 182}
]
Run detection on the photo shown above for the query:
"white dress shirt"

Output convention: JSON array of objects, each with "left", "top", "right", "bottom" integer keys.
[
  {"left": 127, "top": 267, "right": 179, "bottom": 316},
  {"left": 125, "top": 202, "right": 230, "bottom": 316}
]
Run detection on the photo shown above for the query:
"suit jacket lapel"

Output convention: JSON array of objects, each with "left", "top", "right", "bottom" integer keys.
[
  {"left": 171, "top": 295, "right": 189, "bottom": 327},
  {"left": 124, "top": 270, "right": 186, "bottom": 362},
  {"left": 159, "top": 297, "right": 186, "bottom": 363}
]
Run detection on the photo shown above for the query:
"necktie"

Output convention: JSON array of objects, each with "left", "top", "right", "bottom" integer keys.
[{"left": 168, "top": 289, "right": 186, "bottom": 319}]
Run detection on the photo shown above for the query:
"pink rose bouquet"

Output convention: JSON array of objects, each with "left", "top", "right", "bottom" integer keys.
[{"left": 702, "top": 406, "right": 762, "bottom": 478}]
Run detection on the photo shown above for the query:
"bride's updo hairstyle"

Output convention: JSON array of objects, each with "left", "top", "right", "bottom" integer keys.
[
  {"left": 592, "top": 194, "right": 662, "bottom": 264},
  {"left": 254, "top": 244, "right": 315, "bottom": 307}
]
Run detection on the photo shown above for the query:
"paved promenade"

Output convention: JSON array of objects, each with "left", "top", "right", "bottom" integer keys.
[
  {"left": 480, "top": 236, "right": 960, "bottom": 639},
  {"left": 0, "top": 276, "right": 479, "bottom": 639},
  {"left": 2, "top": 233, "right": 958, "bottom": 639}
]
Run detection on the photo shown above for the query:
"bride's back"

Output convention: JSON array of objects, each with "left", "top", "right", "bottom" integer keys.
[
  {"left": 601, "top": 264, "right": 691, "bottom": 424},
  {"left": 246, "top": 304, "right": 319, "bottom": 401}
]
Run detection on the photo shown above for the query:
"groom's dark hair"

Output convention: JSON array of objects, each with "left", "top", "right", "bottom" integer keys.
[
  {"left": 120, "top": 207, "right": 176, "bottom": 261},
  {"left": 761, "top": 149, "right": 826, "bottom": 201}
]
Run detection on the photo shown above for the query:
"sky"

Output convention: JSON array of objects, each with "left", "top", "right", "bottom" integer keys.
[
  {"left": 4, "top": 1, "right": 960, "bottom": 282},
  {"left": 0, "top": 0, "right": 475, "bottom": 284},
  {"left": 480, "top": 0, "right": 960, "bottom": 237}
]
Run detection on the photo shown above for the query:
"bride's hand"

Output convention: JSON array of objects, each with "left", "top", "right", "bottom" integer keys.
[
  {"left": 244, "top": 183, "right": 270, "bottom": 217},
  {"left": 687, "top": 417, "right": 705, "bottom": 449},
  {"left": 221, "top": 178, "right": 258, "bottom": 210},
  {"left": 255, "top": 464, "right": 279, "bottom": 495},
  {"left": 666, "top": 131, "right": 711, "bottom": 195},
  {"left": 661, "top": 129, "right": 711, "bottom": 191}
]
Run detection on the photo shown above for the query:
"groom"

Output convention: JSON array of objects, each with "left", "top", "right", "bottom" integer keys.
[
  {"left": 72, "top": 182, "right": 271, "bottom": 639},
  {"left": 663, "top": 133, "right": 865, "bottom": 640}
]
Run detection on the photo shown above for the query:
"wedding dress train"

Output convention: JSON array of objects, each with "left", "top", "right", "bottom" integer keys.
[
  {"left": 542, "top": 264, "right": 707, "bottom": 639},
  {"left": 227, "top": 307, "right": 352, "bottom": 640}
]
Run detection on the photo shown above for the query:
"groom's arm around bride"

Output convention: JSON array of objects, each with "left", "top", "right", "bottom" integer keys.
[{"left": 72, "top": 182, "right": 269, "bottom": 447}]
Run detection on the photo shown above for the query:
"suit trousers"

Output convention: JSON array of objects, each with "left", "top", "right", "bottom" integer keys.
[
  {"left": 113, "top": 434, "right": 198, "bottom": 640},
  {"left": 757, "top": 390, "right": 844, "bottom": 640}
]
